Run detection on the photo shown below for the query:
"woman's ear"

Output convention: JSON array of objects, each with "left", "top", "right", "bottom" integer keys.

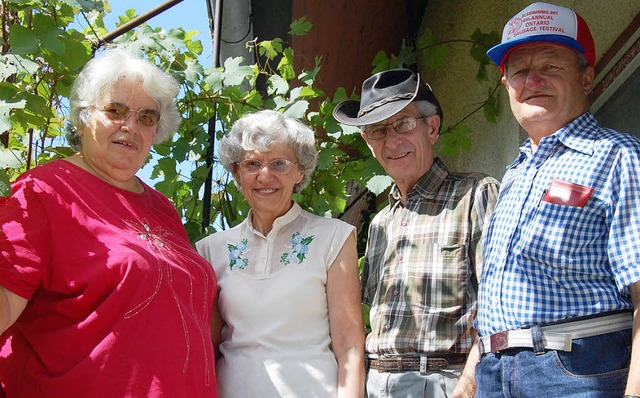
[{"left": 294, "top": 168, "right": 304, "bottom": 185}]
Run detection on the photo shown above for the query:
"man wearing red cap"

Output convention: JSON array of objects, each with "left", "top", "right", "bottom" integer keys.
[
  {"left": 334, "top": 69, "right": 499, "bottom": 397},
  {"left": 476, "top": 2, "right": 640, "bottom": 397}
]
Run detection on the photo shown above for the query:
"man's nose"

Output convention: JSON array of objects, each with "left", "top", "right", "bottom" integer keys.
[
  {"left": 525, "top": 69, "right": 546, "bottom": 89},
  {"left": 384, "top": 127, "right": 404, "bottom": 148}
]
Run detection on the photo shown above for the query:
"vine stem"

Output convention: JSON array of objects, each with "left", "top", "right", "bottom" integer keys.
[{"left": 442, "top": 78, "right": 502, "bottom": 135}]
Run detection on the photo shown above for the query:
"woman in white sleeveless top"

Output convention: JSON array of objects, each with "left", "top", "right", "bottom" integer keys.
[{"left": 196, "top": 110, "right": 365, "bottom": 397}]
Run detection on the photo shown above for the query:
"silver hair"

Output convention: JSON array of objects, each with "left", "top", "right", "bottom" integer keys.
[
  {"left": 219, "top": 110, "right": 318, "bottom": 193},
  {"left": 412, "top": 100, "right": 438, "bottom": 118},
  {"left": 576, "top": 53, "right": 590, "bottom": 72},
  {"left": 66, "top": 48, "right": 181, "bottom": 151}
]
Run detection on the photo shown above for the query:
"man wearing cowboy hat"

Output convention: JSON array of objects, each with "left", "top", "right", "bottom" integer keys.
[
  {"left": 475, "top": 2, "right": 640, "bottom": 397},
  {"left": 333, "top": 68, "right": 499, "bottom": 397}
]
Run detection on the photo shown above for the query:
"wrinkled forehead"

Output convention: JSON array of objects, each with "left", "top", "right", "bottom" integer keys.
[
  {"left": 100, "top": 78, "right": 157, "bottom": 106},
  {"left": 505, "top": 42, "right": 578, "bottom": 67},
  {"left": 242, "top": 144, "right": 297, "bottom": 159}
]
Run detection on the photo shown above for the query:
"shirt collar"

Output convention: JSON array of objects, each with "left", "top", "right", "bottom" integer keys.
[
  {"left": 389, "top": 158, "right": 449, "bottom": 206},
  {"left": 506, "top": 112, "right": 598, "bottom": 171},
  {"left": 246, "top": 201, "right": 302, "bottom": 237}
]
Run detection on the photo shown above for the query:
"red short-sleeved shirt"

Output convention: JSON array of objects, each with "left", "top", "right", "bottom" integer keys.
[{"left": 0, "top": 160, "right": 217, "bottom": 397}]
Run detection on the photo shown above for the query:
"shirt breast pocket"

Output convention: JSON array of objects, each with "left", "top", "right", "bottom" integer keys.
[
  {"left": 521, "top": 197, "right": 606, "bottom": 266},
  {"left": 407, "top": 243, "right": 469, "bottom": 309}
]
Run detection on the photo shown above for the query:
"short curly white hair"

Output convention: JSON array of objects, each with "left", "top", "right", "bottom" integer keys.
[
  {"left": 67, "top": 48, "right": 181, "bottom": 150},
  {"left": 219, "top": 110, "right": 318, "bottom": 193}
]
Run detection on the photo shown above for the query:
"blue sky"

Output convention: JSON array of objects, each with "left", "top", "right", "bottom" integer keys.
[
  {"left": 105, "top": 0, "right": 214, "bottom": 66},
  {"left": 94, "top": 0, "right": 216, "bottom": 184}
]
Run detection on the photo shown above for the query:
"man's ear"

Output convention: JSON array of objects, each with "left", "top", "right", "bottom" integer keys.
[
  {"left": 361, "top": 131, "right": 376, "bottom": 154},
  {"left": 427, "top": 115, "right": 441, "bottom": 144},
  {"left": 582, "top": 66, "right": 595, "bottom": 95}
]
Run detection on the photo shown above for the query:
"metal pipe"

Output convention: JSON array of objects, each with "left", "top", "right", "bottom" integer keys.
[
  {"left": 210, "top": 0, "right": 222, "bottom": 68},
  {"left": 202, "top": 0, "right": 224, "bottom": 232},
  {"left": 92, "top": 0, "right": 185, "bottom": 49}
]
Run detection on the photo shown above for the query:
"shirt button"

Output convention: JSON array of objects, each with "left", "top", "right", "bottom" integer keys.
[
  {"left": 401, "top": 220, "right": 408, "bottom": 226},
  {"left": 385, "top": 324, "right": 391, "bottom": 330},
  {"left": 398, "top": 255, "right": 403, "bottom": 262},
  {"left": 393, "top": 290, "right": 399, "bottom": 296}
]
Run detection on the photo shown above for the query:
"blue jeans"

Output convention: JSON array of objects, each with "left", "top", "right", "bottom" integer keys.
[{"left": 476, "top": 330, "right": 631, "bottom": 397}]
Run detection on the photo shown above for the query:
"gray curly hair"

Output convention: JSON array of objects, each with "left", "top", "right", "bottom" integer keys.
[
  {"left": 66, "top": 48, "right": 181, "bottom": 151},
  {"left": 219, "top": 110, "right": 318, "bottom": 193}
]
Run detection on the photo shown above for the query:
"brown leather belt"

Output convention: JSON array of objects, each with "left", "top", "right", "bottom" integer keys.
[{"left": 367, "top": 353, "right": 467, "bottom": 372}]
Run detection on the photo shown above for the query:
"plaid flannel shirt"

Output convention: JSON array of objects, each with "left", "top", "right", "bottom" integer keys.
[{"left": 362, "top": 159, "right": 499, "bottom": 355}]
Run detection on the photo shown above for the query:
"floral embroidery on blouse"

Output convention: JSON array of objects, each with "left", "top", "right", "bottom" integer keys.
[
  {"left": 228, "top": 239, "right": 249, "bottom": 270},
  {"left": 280, "top": 232, "right": 315, "bottom": 265}
]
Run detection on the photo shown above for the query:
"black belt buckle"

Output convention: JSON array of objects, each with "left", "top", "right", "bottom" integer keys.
[{"left": 490, "top": 330, "right": 509, "bottom": 352}]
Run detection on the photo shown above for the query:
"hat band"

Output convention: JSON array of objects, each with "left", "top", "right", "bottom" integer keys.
[{"left": 357, "top": 93, "right": 415, "bottom": 117}]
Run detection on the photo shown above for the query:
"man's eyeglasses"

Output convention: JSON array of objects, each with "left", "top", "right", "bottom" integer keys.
[
  {"left": 236, "top": 159, "right": 299, "bottom": 174},
  {"left": 97, "top": 102, "right": 161, "bottom": 127},
  {"left": 363, "top": 116, "right": 430, "bottom": 140}
]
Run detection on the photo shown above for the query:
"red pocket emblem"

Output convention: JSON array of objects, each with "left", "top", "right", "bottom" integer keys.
[{"left": 542, "top": 179, "right": 593, "bottom": 207}]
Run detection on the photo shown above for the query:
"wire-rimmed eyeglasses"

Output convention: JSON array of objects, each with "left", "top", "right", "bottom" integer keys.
[
  {"left": 363, "top": 115, "right": 430, "bottom": 140},
  {"left": 236, "top": 159, "right": 299, "bottom": 174},
  {"left": 96, "top": 102, "right": 161, "bottom": 127}
]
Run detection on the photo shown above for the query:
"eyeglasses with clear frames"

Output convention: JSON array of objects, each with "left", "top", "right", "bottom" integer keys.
[
  {"left": 96, "top": 102, "right": 161, "bottom": 127},
  {"left": 363, "top": 115, "right": 430, "bottom": 140},
  {"left": 236, "top": 159, "right": 299, "bottom": 174}
]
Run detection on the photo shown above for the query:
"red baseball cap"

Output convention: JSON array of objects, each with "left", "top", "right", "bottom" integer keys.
[{"left": 487, "top": 2, "right": 595, "bottom": 73}]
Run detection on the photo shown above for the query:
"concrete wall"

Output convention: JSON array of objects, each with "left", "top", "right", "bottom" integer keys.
[{"left": 419, "top": 0, "right": 640, "bottom": 181}]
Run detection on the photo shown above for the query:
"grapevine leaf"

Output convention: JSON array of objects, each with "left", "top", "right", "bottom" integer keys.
[
  {"left": 366, "top": 175, "right": 394, "bottom": 196},
  {"left": 289, "top": 17, "right": 312, "bottom": 36}
]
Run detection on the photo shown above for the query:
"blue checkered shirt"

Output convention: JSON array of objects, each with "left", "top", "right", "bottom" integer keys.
[{"left": 476, "top": 112, "right": 640, "bottom": 336}]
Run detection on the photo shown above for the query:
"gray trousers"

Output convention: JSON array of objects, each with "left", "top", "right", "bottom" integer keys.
[{"left": 365, "top": 366, "right": 462, "bottom": 398}]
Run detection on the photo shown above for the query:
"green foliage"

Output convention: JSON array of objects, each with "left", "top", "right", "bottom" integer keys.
[
  {"left": 0, "top": 0, "right": 96, "bottom": 189},
  {"left": 0, "top": 169, "right": 10, "bottom": 196},
  {"left": 483, "top": 85, "right": 500, "bottom": 123},
  {"left": 371, "top": 42, "right": 417, "bottom": 73},
  {"left": 412, "top": 25, "right": 501, "bottom": 154},
  {"left": 0, "top": 2, "right": 500, "bottom": 243},
  {"left": 289, "top": 16, "right": 312, "bottom": 36},
  {"left": 416, "top": 29, "right": 449, "bottom": 70},
  {"left": 470, "top": 29, "right": 501, "bottom": 83},
  {"left": 438, "top": 124, "right": 473, "bottom": 156},
  {"left": 366, "top": 175, "right": 394, "bottom": 196}
]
